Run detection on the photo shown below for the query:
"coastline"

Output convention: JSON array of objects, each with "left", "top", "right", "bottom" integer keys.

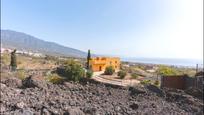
[{"left": 121, "top": 57, "right": 203, "bottom": 68}]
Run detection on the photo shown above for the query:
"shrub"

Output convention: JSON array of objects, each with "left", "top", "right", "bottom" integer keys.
[
  {"left": 46, "top": 73, "right": 65, "bottom": 84},
  {"left": 18, "top": 60, "right": 22, "bottom": 65},
  {"left": 1, "top": 54, "right": 10, "bottom": 65},
  {"left": 104, "top": 66, "right": 115, "bottom": 75},
  {"left": 140, "top": 80, "right": 151, "bottom": 85},
  {"left": 57, "top": 60, "right": 85, "bottom": 82},
  {"left": 117, "top": 71, "right": 127, "bottom": 79},
  {"left": 131, "top": 73, "right": 139, "bottom": 79},
  {"left": 138, "top": 65, "right": 145, "bottom": 70},
  {"left": 16, "top": 70, "right": 26, "bottom": 80},
  {"left": 154, "top": 80, "right": 159, "bottom": 86},
  {"left": 44, "top": 55, "right": 57, "bottom": 61},
  {"left": 86, "top": 70, "right": 93, "bottom": 78},
  {"left": 157, "top": 65, "right": 180, "bottom": 76}
]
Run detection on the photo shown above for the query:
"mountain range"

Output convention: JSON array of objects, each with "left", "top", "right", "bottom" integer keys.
[{"left": 1, "top": 30, "right": 87, "bottom": 57}]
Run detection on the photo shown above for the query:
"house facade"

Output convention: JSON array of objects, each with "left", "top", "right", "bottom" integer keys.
[{"left": 89, "top": 57, "right": 120, "bottom": 72}]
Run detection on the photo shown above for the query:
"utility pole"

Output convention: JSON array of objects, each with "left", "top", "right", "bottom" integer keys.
[{"left": 195, "top": 64, "right": 199, "bottom": 88}]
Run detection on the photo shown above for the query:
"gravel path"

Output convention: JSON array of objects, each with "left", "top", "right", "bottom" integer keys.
[{"left": 93, "top": 75, "right": 140, "bottom": 87}]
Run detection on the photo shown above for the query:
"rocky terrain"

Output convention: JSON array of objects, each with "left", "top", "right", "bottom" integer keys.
[{"left": 0, "top": 75, "right": 203, "bottom": 115}]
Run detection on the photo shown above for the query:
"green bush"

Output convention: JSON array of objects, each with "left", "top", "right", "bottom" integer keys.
[
  {"left": 140, "top": 80, "right": 151, "bottom": 85},
  {"left": 86, "top": 70, "right": 93, "bottom": 78},
  {"left": 154, "top": 80, "right": 159, "bottom": 86},
  {"left": 57, "top": 60, "right": 85, "bottom": 82},
  {"left": 117, "top": 71, "right": 127, "bottom": 79},
  {"left": 157, "top": 65, "right": 180, "bottom": 76},
  {"left": 131, "top": 73, "right": 139, "bottom": 79},
  {"left": 46, "top": 73, "right": 65, "bottom": 84},
  {"left": 104, "top": 66, "right": 115, "bottom": 75}
]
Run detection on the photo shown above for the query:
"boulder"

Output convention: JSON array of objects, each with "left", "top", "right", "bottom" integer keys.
[
  {"left": 185, "top": 87, "right": 203, "bottom": 99},
  {"left": 12, "top": 109, "right": 34, "bottom": 115},
  {"left": 128, "top": 87, "right": 146, "bottom": 95},
  {"left": 64, "top": 108, "right": 85, "bottom": 115},
  {"left": 15, "top": 102, "right": 26, "bottom": 109},
  {"left": 129, "top": 103, "right": 139, "bottom": 110},
  {"left": 146, "top": 85, "right": 165, "bottom": 97},
  {"left": 1, "top": 77, "right": 22, "bottom": 88},
  {"left": 22, "top": 75, "right": 46, "bottom": 89},
  {"left": 83, "top": 107, "right": 98, "bottom": 115}
]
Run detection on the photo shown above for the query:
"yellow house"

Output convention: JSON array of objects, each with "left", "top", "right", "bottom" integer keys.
[{"left": 89, "top": 57, "right": 120, "bottom": 72}]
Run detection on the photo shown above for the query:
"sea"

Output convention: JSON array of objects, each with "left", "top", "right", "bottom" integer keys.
[{"left": 122, "top": 57, "right": 203, "bottom": 68}]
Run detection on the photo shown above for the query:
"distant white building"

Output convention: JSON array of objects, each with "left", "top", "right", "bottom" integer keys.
[
  {"left": 1, "top": 47, "right": 45, "bottom": 57},
  {"left": 0, "top": 47, "right": 13, "bottom": 53},
  {"left": 33, "top": 53, "right": 44, "bottom": 57},
  {"left": 16, "top": 50, "right": 24, "bottom": 54},
  {"left": 123, "top": 64, "right": 130, "bottom": 68}
]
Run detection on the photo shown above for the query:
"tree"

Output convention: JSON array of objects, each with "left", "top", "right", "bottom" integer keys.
[
  {"left": 104, "top": 66, "right": 115, "bottom": 75},
  {"left": 10, "top": 49, "right": 17, "bottom": 71},
  {"left": 86, "top": 49, "right": 91, "bottom": 69}
]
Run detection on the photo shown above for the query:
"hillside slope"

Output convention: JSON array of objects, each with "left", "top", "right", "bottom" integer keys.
[{"left": 1, "top": 30, "right": 87, "bottom": 57}]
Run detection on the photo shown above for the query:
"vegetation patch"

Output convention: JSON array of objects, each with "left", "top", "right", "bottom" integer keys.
[
  {"left": 117, "top": 70, "right": 127, "bottom": 79},
  {"left": 86, "top": 70, "right": 93, "bottom": 78},
  {"left": 104, "top": 66, "right": 115, "bottom": 75},
  {"left": 153, "top": 80, "right": 160, "bottom": 87},
  {"left": 157, "top": 65, "right": 181, "bottom": 76},
  {"left": 46, "top": 73, "right": 65, "bottom": 84},
  {"left": 140, "top": 80, "right": 151, "bottom": 85},
  {"left": 131, "top": 73, "right": 139, "bottom": 79},
  {"left": 1, "top": 53, "right": 10, "bottom": 65},
  {"left": 56, "top": 60, "right": 85, "bottom": 82},
  {"left": 16, "top": 70, "right": 26, "bottom": 80}
]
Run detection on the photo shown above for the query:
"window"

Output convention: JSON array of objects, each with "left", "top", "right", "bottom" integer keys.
[
  {"left": 102, "top": 57, "right": 106, "bottom": 60},
  {"left": 99, "top": 66, "right": 102, "bottom": 71},
  {"left": 110, "top": 61, "right": 112, "bottom": 65},
  {"left": 115, "top": 61, "right": 117, "bottom": 64},
  {"left": 115, "top": 66, "right": 117, "bottom": 69}
]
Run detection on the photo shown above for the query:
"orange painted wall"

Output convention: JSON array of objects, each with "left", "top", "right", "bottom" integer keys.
[{"left": 89, "top": 57, "right": 120, "bottom": 72}]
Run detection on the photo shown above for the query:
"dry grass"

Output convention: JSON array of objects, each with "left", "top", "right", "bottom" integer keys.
[
  {"left": 45, "top": 73, "right": 65, "bottom": 84},
  {"left": 16, "top": 70, "right": 26, "bottom": 80},
  {"left": 0, "top": 72, "right": 11, "bottom": 79},
  {"left": 16, "top": 55, "right": 57, "bottom": 69}
]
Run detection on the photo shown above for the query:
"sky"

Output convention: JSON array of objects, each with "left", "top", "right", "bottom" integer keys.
[{"left": 1, "top": 0, "right": 203, "bottom": 60}]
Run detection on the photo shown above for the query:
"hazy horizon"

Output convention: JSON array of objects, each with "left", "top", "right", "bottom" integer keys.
[{"left": 1, "top": 0, "right": 203, "bottom": 60}]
